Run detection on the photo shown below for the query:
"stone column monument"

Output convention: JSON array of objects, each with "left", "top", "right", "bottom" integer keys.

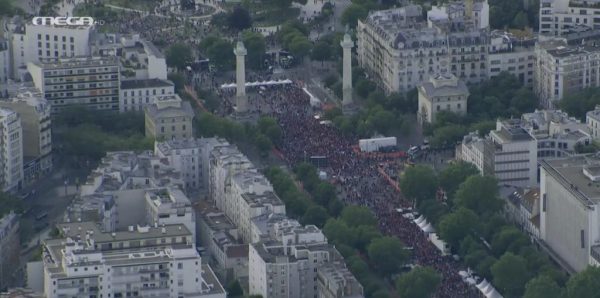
[
  {"left": 340, "top": 30, "right": 355, "bottom": 113},
  {"left": 234, "top": 35, "right": 248, "bottom": 114}
]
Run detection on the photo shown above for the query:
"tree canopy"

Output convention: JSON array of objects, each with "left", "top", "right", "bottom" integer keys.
[
  {"left": 396, "top": 267, "right": 442, "bottom": 298},
  {"left": 523, "top": 275, "right": 564, "bottom": 298},
  {"left": 454, "top": 175, "right": 503, "bottom": 216},
  {"left": 559, "top": 87, "right": 600, "bottom": 120},
  {"left": 367, "top": 236, "right": 410, "bottom": 276},
  {"left": 400, "top": 165, "right": 438, "bottom": 204},
  {"left": 491, "top": 252, "right": 530, "bottom": 297},
  {"left": 438, "top": 207, "right": 479, "bottom": 248},
  {"left": 165, "top": 43, "right": 192, "bottom": 70},
  {"left": 228, "top": 6, "right": 252, "bottom": 31},
  {"left": 566, "top": 266, "right": 600, "bottom": 298}
]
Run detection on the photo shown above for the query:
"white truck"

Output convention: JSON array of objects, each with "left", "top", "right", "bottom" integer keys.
[{"left": 359, "top": 137, "right": 397, "bottom": 152}]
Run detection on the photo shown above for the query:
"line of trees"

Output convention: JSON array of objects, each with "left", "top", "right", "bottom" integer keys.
[{"left": 399, "top": 162, "right": 579, "bottom": 298}]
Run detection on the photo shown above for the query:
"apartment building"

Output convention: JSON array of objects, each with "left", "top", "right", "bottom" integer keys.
[
  {"left": 155, "top": 138, "right": 229, "bottom": 193},
  {"left": 534, "top": 35, "right": 600, "bottom": 108},
  {"left": 0, "top": 212, "right": 20, "bottom": 289},
  {"left": 65, "top": 151, "right": 187, "bottom": 232},
  {"left": 417, "top": 72, "right": 469, "bottom": 124},
  {"left": 499, "top": 186, "right": 541, "bottom": 239},
  {"left": 91, "top": 33, "right": 167, "bottom": 80},
  {"left": 27, "top": 56, "right": 120, "bottom": 113},
  {"left": 458, "top": 120, "right": 538, "bottom": 187},
  {"left": 0, "top": 87, "right": 52, "bottom": 184},
  {"left": 197, "top": 202, "right": 248, "bottom": 279},
  {"left": 42, "top": 222, "right": 225, "bottom": 298},
  {"left": 208, "top": 145, "right": 253, "bottom": 211},
  {"left": 586, "top": 105, "right": 600, "bottom": 139},
  {"left": 248, "top": 225, "right": 362, "bottom": 298},
  {"left": 4, "top": 16, "right": 92, "bottom": 80},
  {"left": 144, "top": 94, "right": 195, "bottom": 140},
  {"left": 317, "top": 262, "right": 365, "bottom": 298},
  {"left": 522, "top": 109, "right": 591, "bottom": 158},
  {"left": 488, "top": 30, "right": 536, "bottom": 85},
  {"left": 120, "top": 79, "right": 174, "bottom": 112},
  {"left": 539, "top": 154, "right": 600, "bottom": 273},
  {"left": 357, "top": 3, "right": 490, "bottom": 94},
  {"left": 539, "top": 0, "right": 600, "bottom": 36},
  {"left": 0, "top": 108, "right": 23, "bottom": 192}
]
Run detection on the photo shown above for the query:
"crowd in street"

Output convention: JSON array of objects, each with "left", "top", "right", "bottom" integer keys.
[{"left": 233, "top": 83, "right": 478, "bottom": 297}]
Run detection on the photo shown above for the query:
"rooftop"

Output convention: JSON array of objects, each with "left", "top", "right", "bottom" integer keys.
[
  {"left": 57, "top": 221, "right": 192, "bottom": 243},
  {"left": 121, "top": 78, "right": 174, "bottom": 90},
  {"left": 33, "top": 56, "right": 119, "bottom": 69},
  {"left": 541, "top": 154, "right": 600, "bottom": 206}
]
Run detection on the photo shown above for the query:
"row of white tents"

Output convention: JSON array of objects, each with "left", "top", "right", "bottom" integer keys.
[
  {"left": 410, "top": 213, "right": 503, "bottom": 298},
  {"left": 220, "top": 79, "right": 293, "bottom": 89}
]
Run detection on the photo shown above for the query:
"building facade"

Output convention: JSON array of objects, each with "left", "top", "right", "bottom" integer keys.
[
  {"left": 539, "top": 155, "right": 600, "bottom": 273},
  {"left": 120, "top": 79, "right": 174, "bottom": 112},
  {"left": 42, "top": 222, "right": 225, "bottom": 298},
  {"left": 539, "top": 0, "right": 600, "bottom": 36},
  {"left": 0, "top": 108, "right": 23, "bottom": 192},
  {"left": 0, "top": 88, "right": 52, "bottom": 184},
  {"left": 357, "top": 3, "right": 490, "bottom": 94},
  {"left": 417, "top": 73, "right": 469, "bottom": 124},
  {"left": 144, "top": 94, "right": 194, "bottom": 141},
  {"left": 27, "top": 56, "right": 120, "bottom": 113},
  {"left": 4, "top": 16, "right": 93, "bottom": 80},
  {"left": 587, "top": 105, "right": 600, "bottom": 139},
  {"left": 488, "top": 31, "right": 536, "bottom": 86}
]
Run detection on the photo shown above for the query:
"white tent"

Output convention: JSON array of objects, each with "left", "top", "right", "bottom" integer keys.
[
  {"left": 414, "top": 215, "right": 425, "bottom": 225},
  {"left": 476, "top": 279, "right": 503, "bottom": 298},
  {"left": 220, "top": 79, "right": 293, "bottom": 89},
  {"left": 421, "top": 223, "right": 435, "bottom": 233}
]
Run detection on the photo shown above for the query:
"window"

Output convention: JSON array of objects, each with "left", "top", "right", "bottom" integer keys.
[
  {"left": 182, "top": 125, "right": 186, "bottom": 131},
  {"left": 178, "top": 263, "right": 183, "bottom": 269}
]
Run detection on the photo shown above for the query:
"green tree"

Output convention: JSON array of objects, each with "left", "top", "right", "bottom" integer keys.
[
  {"left": 166, "top": 43, "right": 192, "bottom": 70},
  {"left": 490, "top": 226, "right": 530, "bottom": 257},
  {"left": 255, "top": 134, "right": 273, "bottom": 157},
  {"left": 566, "top": 266, "right": 600, "bottom": 298},
  {"left": 200, "top": 37, "right": 234, "bottom": 70},
  {"left": 311, "top": 41, "right": 332, "bottom": 66},
  {"left": 228, "top": 6, "right": 252, "bottom": 31},
  {"left": 355, "top": 79, "right": 376, "bottom": 98},
  {"left": 400, "top": 165, "right": 438, "bottom": 204},
  {"left": 396, "top": 267, "right": 441, "bottom": 298},
  {"left": 243, "top": 31, "right": 266, "bottom": 70},
  {"left": 340, "top": 205, "right": 377, "bottom": 227},
  {"left": 430, "top": 124, "right": 467, "bottom": 148},
  {"left": 491, "top": 252, "right": 530, "bottom": 297},
  {"left": 301, "top": 205, "right": 330, "bottom": 228},
  {"left": 354, "top": 225, "right": 382, "bottom": 252},
  {"left": 323, "top": 219, "right": 356, "bottom": 246},
  {"left": 313, "top": 182, "right": 336, "bottom": 206},
  {"left": 341, "top": 4, "right": 368, "bottom": 28},
  {"left": 523, "top": 275, "right": 564, "bottom": 298},
  {"left": 367, "top": 237, "right": 410, "bottom": 276},
  {"left": 437, "top": 207, "right": 478, "bottom": 248},
  {"left": 438, "top": 161, "right": 479, "bottom": 200},
  {"left": 559, "top": 87, "right": 600, "bottom": 120},
  {"left": 454, "top": 175, "right": 503, "bottom": 215},
  {"left": 289, "top": 35, "right": 312, "bottom": 60},
  {"left": 511, "top": 11, "right": 529, "bottom": 29}
]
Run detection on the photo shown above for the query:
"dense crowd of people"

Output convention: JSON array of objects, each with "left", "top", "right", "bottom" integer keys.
[{"left": 232, "top": 83, "right": 479, "bottom": 297}]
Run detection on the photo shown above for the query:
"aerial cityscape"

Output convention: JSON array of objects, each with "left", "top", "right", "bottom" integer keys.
[{"left": 1, "top": 0, "right": 600, "bottom": 297}]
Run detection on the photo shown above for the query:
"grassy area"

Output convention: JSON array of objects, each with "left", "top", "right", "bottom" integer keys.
[{"left": 105, "top": 0, "right": 161, "bottom": 11}]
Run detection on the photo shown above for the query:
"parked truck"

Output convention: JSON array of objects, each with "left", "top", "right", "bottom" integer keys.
[{"left": 359, "top": 137, "right": 397, "bottom": 152}]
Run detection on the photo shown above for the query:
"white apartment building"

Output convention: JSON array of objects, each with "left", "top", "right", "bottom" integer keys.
[
  {"left": 522, "top": 109, "right": 591, "bottom": 158},
  {"left": 42, "top": 222, "right": 225, "bottom": 298},
  {"left": 539, "top": 0, "right": 600, "bottom": 36},
  {"left": 488, "top": 31, "right": 536, "bottom": 86},
  {"left": 587, "top": 105, "right": 600, "bottom": 139},
  {"left": 208, "top": 145, "right": 253, "bottom": 211},
  {"left": 27, "top": 56, "right": 120, "bottom": 113},
  {"left": 91, "top": 33, "right": 167, "bottom": 80},
  {"left": 4, "top": 16, "right": 92, "bottom": 80},
  {"left": 539, "top": 154, "right": 600, "bottom": 273},
  {"left": 120, "top": 79, "right": 174, "bottom": 112},
  {"left": 197, "top": 203, "right": 248, "bottom": 279},
  {"left": 488, "top": 120, "right": 539, "bottom": 187},
  {"left": 0, "top": 108, "right": 23, "bottom": 192},
  {"left": 357, "top": 3, "right": 490, "bottom": 94},
  {"left": 417, "top": 73, "right": 469, "bottom": 124},
  {"left": 155, "top": 138, "right": 230, "bottom": 193},
  {"left": 65, "top": 151, "right": 186, "bottom": 232},
  {"left": 499, "top": 186, "right": 541, "bottom": 240},
  {"left": 317, "top": 262, "right": 365, "bottom": 298},
  {"left": 0, "top": 87, "right": 52, "bottom": 184},
  {"left": 534, "top": 37, "right": 600, "bottom": 108},
  {"left": 145, "top": 187, "right": 196, "bottom": 241},
  {"left": 458, "top": 120, "right": 538, "bottom": 187}
]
